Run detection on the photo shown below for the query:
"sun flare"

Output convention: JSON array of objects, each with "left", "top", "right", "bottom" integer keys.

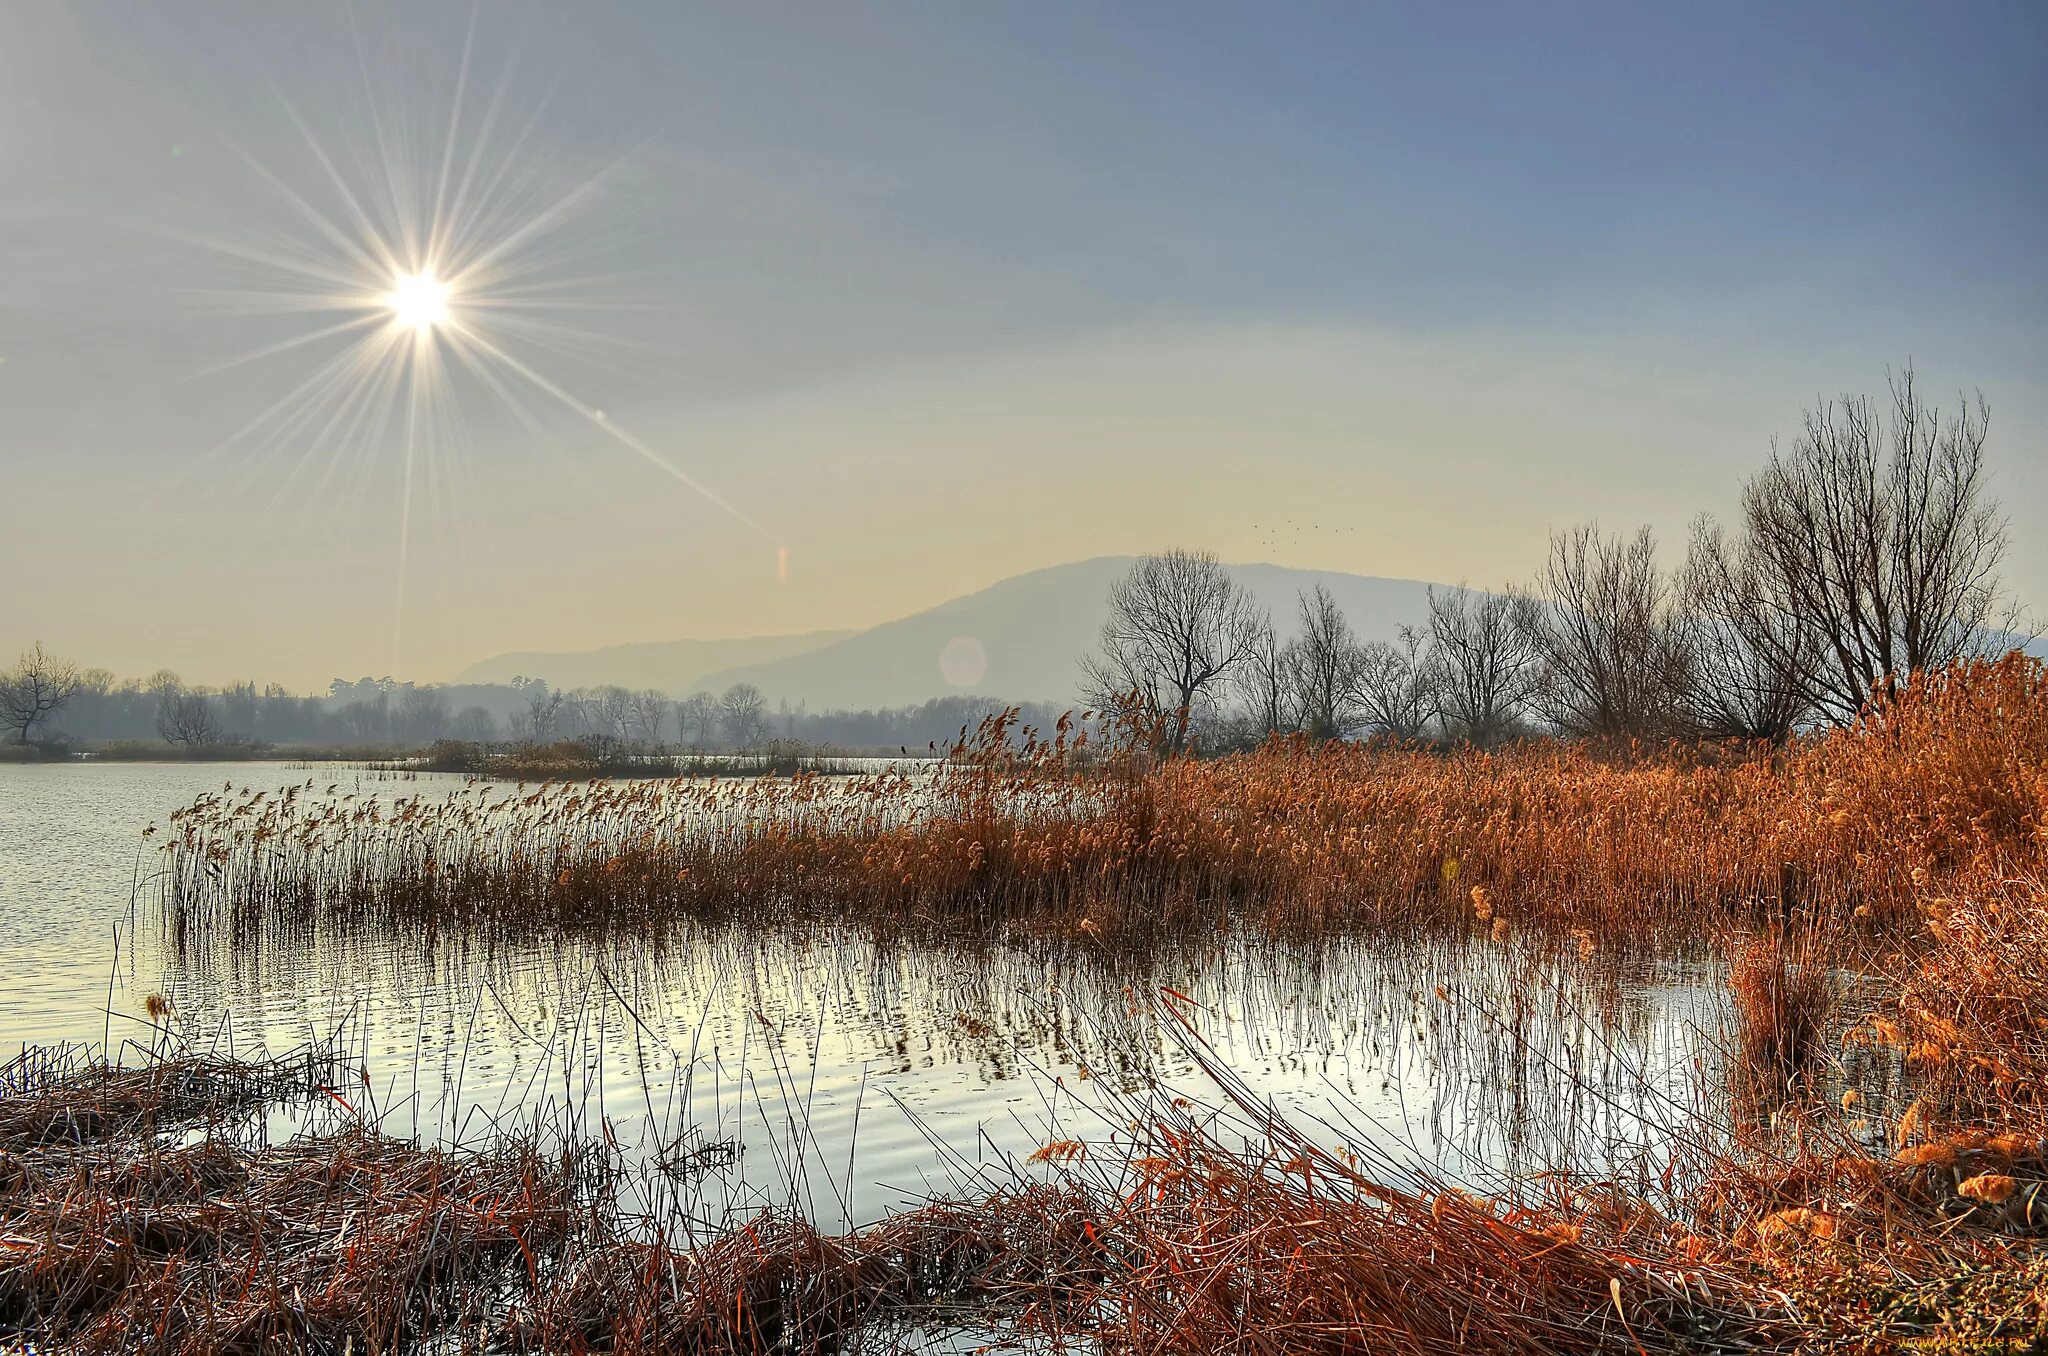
[
  {"left": 186, "top": 71, "right": 784, "bottom": 670},
  {"left": 386, "top": 271, "right": 452, "bottom": 333}
]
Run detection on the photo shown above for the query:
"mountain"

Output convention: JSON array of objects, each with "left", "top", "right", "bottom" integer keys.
[
  {"left": 456, "top": 630, "right": 852, "bottom": 695},
  {"left": 691, "top": 558, "right": 1445, "bottom": 710},
  {"left": 459, "top": 557, "right": 2043, "bottom": 712}
]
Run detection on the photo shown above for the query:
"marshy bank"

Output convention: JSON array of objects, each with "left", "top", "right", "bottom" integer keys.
[
  {"left": 3, "top": 656, "right": 2046, "bottom": 1350},
  {"left": 0, "top": 1036, "right": 1771, "bottom": 1353},
  {"left": 6, "top": 985, "right": 2047, "bottom": 1354},
  {"left": 159, "top": 655, "right": 2047, "bottom": 954}
]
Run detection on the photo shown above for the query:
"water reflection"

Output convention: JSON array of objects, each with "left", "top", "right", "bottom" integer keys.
[
  {"left": 159, "top": 910, "right": 1732, "bottom": 1225},
  {"left": 0, "top": 762, "right": 1745, "bottom": 1231}
]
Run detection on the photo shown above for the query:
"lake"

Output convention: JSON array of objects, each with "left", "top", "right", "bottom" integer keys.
[{"left": 0, "top": 760, "right": 1732, "bottom": 1229}]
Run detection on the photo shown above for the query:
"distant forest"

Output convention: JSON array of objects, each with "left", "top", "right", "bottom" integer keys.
[{"left": 28, "top": 669, "right": 1064, "bottom": 755}]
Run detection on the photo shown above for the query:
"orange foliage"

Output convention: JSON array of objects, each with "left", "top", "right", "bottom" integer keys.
[{"left": 158, "top": 656, "right": 2048, "bottom": 956}]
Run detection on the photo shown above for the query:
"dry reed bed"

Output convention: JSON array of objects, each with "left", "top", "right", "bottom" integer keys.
[
  {"left": 1726, "top": 936, "right": 1838, "bottom": 1116},
  {"left": 1880, "top": 875, "right": 2048, "bottom": 1135},
  {"left": 0, "top": 1044, "right": 1073, "bottom": 1353},
  {"left": 0, "top": 1042, "right": 338, "bottom": 1150},
  {"left": 115, "top": 656, "right": 2048, "bottom": 1349},
  {"left": 11, "top": 1034, "right": 2047, "bottom": 1354},
  {"left": 156, "top": 655, "right": 2047, "bottom": 952},
  {"left": 0, "top": 1041, "right": 1798, "bottom": 1356}
]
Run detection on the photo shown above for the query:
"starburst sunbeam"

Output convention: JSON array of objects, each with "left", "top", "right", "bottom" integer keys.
[{"left": 175, "top": 38, "right": 784, "bottom": 667}]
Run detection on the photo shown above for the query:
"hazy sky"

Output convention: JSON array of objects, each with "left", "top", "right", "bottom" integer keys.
[{"left": 4, "top": 2, "right": 2043, "bottom": 689}]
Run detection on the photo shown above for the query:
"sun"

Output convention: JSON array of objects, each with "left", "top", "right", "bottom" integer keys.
[
  {"left": 186, "top": 71, "right": 785, "bottom": 673},
  {"left": 386, "top": 270, "right": 452, "bottom": 333}
]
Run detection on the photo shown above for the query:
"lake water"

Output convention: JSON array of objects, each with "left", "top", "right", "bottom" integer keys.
[{"left": 0, "top": 760, "right": 1734, "bottom": 1230}]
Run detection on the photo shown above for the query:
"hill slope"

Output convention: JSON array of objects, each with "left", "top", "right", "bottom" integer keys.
[
  {"left": 456, "top": 630, "right": 851, "bottom": 695},
  {"left": 693, "top": 558, "right": 1444, "bottom": 709},
  {"left": 459, "top": 558, "right": 2044, "bottom": 712}
]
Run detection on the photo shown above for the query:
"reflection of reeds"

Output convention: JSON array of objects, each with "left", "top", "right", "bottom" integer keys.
[
  {"left": 0, "top": 1039, "right": 1772, "bottom": 1354},
  {"left": 162, "top": 910, "right": 1714, "bottom": 1192},
  {"left": 17, "top": 1031, "right": 2044, "bottom": 1353},
  {"left": 12, "top": 965, "right": 2048, "bottom": 1352}
]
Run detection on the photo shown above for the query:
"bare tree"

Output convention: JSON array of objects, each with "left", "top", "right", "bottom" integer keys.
[
  {"left": 1672, "top": 517, "right": 1815, "bottom": 742},
  {"left": 629, "top": 689, "right": 670, "bottom": 745},
  {"left": 1425, "top": 585, "right": 1540, "bottom": 747},
  {"left": 1287, "top": 584, "right": 1365, "bottom": 741},
  {"left": 449, "top": 705, "right": 499, "bottom": 742},
  {"left": 1232, "top": 615, "right": 1294, "bottom": 740},
  {"left": 588, "top": 685, "right": 637, "bottom": 743},
  {"left": 1079, "top": 549, "right": 1265, "bottom": 755},
  {"left": 676, "top": 691, "right": 718, "bottom": 748},
  {"left": 1352, "top": 626, "right": 1437, "bottom": 741},
  {"left": 0, "top": 643, "right": 81, "bottom": 744},
  {"left": 514, "top": 682, "right": 565, "bottom": 744},
  {"left": 719, "top": 683, "right": 769, "bottom": 748},
  {"left": 1735, "top": 365, "right": 2009, "bottom": 721},
  {"left": 156, "top": 688, "right": 221, "bottom": 746},
  {"left": 396, "top": 686, "right": 449, "bottom": 744},
  {"left": 1521, "top": 524, "right": 1687, "bottom": 739}
]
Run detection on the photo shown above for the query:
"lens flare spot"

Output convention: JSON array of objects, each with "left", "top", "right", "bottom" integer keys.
[{"left": 939, "top": 636, "right": 989, "bottom": 688}]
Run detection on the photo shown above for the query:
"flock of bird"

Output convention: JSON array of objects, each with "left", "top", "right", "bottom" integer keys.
[{"left": 1249, "top": 519, "right": 1363, "bottom": 554}]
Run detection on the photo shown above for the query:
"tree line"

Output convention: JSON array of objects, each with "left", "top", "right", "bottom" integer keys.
[
  {"left": 0, "top": 651, "right": 1064, "bottom": 758},
  {"left": 1082, "top": 366, "right": 2025, "bottom": 753},
  {"left": 497, "top": 681, "right": 1063, "bottom": 754}
]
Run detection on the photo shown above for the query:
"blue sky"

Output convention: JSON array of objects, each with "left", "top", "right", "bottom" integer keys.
[{"left": 2, "top": 2, "right": 2042, "bottom": 685}]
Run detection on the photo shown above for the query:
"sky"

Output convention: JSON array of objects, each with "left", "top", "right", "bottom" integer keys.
[{"left": 3, "top": 1, "right": 2043, "bottom": 690}]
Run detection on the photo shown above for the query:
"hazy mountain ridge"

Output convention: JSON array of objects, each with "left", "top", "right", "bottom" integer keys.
[
  {"left": 456, "top": 631, "right": 852, "bottom": 695},
  {"left": 457, "top": 558, "right": 2045, "bottom": 712},
  {"left": 693, "top": 558, "right": 1445, "bottom": 709},
  {"left": 455, "top": 559, "right": 1449, "bottom": 708}
]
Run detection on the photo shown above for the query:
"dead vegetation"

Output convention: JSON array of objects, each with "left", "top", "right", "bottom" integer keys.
[
  {"left": 154, "top": 654, "right": 2047, "bottom": 957},
  {"left": 0, "top": 1038, "right": 1771, "bottom": 1355},
  {"left": 1727, "top": 936, "right": 1836, "bottom": 1114},
  {"left": 45, "top": 652, "right": 2042, "bottom": 1352},
  {"left": 9, "top": 1017, "right": 2048, "bottom": 1355}
]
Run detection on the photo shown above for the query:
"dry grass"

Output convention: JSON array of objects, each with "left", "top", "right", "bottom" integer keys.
[
  {"left": 10, "top": 983, "right": 2048, "bottom": 1355},
  {"left": 15, "top": 1035, "right": 2045, "bottom": 1355},
  {"left": 1056, "top": 1094, "right": 1777, "bottom": 1355},
  {"left": 0, "top": 1044, "right": 580, "bottom": 1351},
  {"left": 0, "top": 1043, "right": 1076, "bottom": 1353},
  {"left": 1727, "top": 936, "right": 1836, "bottom": 1113},
  {"left": 92, "top": 654, "right": 2048, "bottom": 1351},
  {"left": 1876, "top": 877, "right": 2048, "bottom": 1138},
  {"left": 154, "top": 655, "right": 2048, "bottom": 955},
  {"left": 0, "top": 1040, "right": 1777, "bottom": 1356},
  {"left": 0, "top": 1043, "right": 338, "bottom": 1149},
  {"left": 505, "top": 1190, "right": 1100, "bottom": 1353}
]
